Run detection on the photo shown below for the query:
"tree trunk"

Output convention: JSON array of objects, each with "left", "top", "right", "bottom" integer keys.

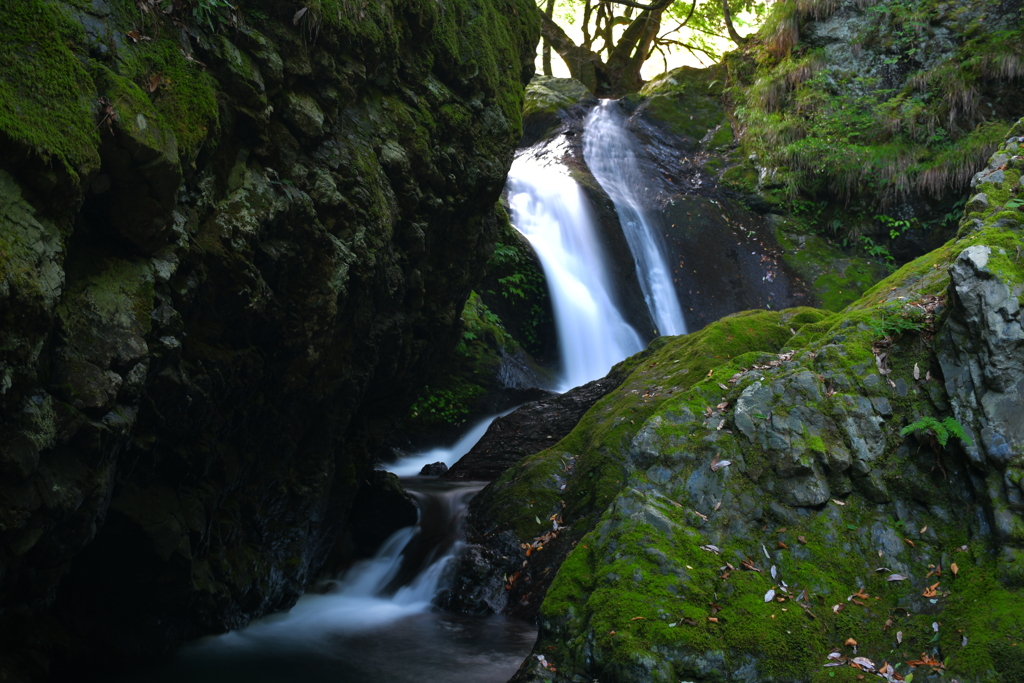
[
  {"left": 542, "top": 0, "right": 556, "bottom": 76},
  {"left": 539, "top": 11, "right": 607, "bottom": 94}
]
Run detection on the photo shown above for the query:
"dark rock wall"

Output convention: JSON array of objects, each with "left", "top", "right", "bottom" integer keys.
[{"left": 0, "top": 0, "right": 538, "bottom": 677}]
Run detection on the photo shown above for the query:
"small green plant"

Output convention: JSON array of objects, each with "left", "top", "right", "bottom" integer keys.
[
  {"left": 1006, "top": 198, "right": 1024, "bottom": 210},
  {"left": 874, "top": 214, "right": 914, "bottom": 240},
  {"left": 867, "top": 303, "right": 925, "bottom": 338},
  {"left": 900, "top": 416, "right": 974, "bottom": 448}
]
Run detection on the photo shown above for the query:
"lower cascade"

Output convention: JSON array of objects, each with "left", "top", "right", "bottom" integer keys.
[{"left": 119, "top": 477, "right": 536, "bottom": 683}]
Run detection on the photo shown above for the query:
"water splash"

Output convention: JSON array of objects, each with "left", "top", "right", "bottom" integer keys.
[
  {"left": 506, "top": 154, "right": 644, "bottom": 390},
  {"left": 583, "top": 100, "right": 688, "bottom": 336}
]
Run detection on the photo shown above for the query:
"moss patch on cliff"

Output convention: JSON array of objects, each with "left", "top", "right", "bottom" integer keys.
[{"left": 0, "top": 0, "right": 101, "bottom": 174}]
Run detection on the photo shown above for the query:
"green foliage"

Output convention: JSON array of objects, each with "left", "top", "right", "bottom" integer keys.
[
  {"left": 735, "top": 0, "right": 1023, "bottom": 209},
  {"left": 900, "top": 416, "right": 974, "bottom": 448},
  {"left": 866, "top": 302, "right": 925, "bottom": 338}
]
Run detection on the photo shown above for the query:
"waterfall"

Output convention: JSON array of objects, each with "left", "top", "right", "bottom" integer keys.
[
  {"left": 583, "top": 100, "right": 688, "bottom": 336},
  {"left": 506, "top": 154, "right": 644, "bottom": 390}
]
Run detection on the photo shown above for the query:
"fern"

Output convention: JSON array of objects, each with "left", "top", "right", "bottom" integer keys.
[{"left": 900, "top": 416, "right": 974, "bottom": 447}]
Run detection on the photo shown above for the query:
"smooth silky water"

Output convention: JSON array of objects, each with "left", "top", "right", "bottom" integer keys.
[
  {"left": 583, "top": 100, "right": 688, "bottom": 337},
  {"left": 118, "top": 476, "right": 536, "bottom": 683},
  {"left": 120, "top": 105, "right": 686, "bottom": 683}
]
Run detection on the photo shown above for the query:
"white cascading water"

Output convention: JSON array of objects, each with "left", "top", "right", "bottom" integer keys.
[
  {"left": 506, "top": 154, "right": 644, "bottom": 391},
  {"left": 583, "top": 100, "right": 688, "bottom": 337}
]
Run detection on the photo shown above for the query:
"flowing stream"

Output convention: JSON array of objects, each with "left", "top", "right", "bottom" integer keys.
[
  {"left": 583, "top": 100, "right": 688, "bottom": 336},
  {"left": 124, "top": 100, "right": 688, "bottom": 683},
  {"left": 119, "top": 477, "right": 536, "bottom": 683}
]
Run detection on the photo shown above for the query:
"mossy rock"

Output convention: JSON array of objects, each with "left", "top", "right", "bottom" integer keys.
[
  {"left": 521, "top": 75, "right": 594, "bottom": 145},
  {"left": 487, "top": 123, "right": 1024, "bottom": 683},
  {"left": 636, "top": 65, "right": 727, "bottom": 144},
  {"left": 773, "top": 220, "right": 892, "bottom": 312}
]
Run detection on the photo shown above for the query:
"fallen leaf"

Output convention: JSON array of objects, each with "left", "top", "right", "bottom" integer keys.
[
  {"left": 148, "top": 72, "right": 162, "bottom": 92},
  {"left": 682, "top": 618, "right": 698, "bottom": 626},
  {"left": 700, "top": 544, "right": 721, "bottom": 554},
  {"left": 951, "top": 562, "right": 959, "bottom": 577},
  {"left": 851, "top": 656, "right": 876, "bottom": 671},
  {"left": 764, "top": 589, "right": 776, "bottom": 602},
  {"left": 777, "top": 541, "right": 788, "bottom": 549},
  {"left": 707, "top": 616, "right": 719, "bottom": 623},
  {"left": 711, "top": 459, "right": 731, "bottom": 472},
  {"left": 798, "top": 535, "right": 807, "bottom": 544},
  {"left": 293, "top": 6, "right": 309, "bottom": 24},
  {"left": 913, "top": 363, "right": 920, "bottom": 380},
  {"left": 630, "top": 616, "right": 645, "bottom": 621},
  {"left": 833, "top": 499, "right": 846, "bottom": 506},
  {"left": 897, "top": 631, "right": 903, "bottom": 644},
  {"left": 922, "top": 582, "right": 940, "bottom": 598},
  {"left": 845, "top": 638, "right": 858, "bottom": 647},
  {"left": 904, "top": 538, "right": 916, "bottom": 547},
  {"left": 707, "top": 369, "right": 714, "bottom": 377},
  {"left": 887, "top": 573, "right": 909, "bottom": 581},
  {"left": 718, "top": 382, "right": 728, "bottom": 390},
  {"left": 920, "top": 525, "right": 928, "bottom": 534}
]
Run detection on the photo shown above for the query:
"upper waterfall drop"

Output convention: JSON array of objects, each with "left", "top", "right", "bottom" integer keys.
[
  {"left": 506, "top": 154, "right": 644, "bottom": 391},
  {"left": 583, "top": 100, "right": 688, "bottom": 337}
]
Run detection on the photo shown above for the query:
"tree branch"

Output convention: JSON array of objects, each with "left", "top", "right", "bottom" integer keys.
[{"left": 721, "top": 0, "right": 748, "bottom": 44}]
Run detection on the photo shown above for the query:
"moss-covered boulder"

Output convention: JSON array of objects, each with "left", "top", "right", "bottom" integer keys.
[
  {"left": 522, "top": 76, "right": 595, "bottom": 146},
  {"left": 635, "top": 65, "right": 729, "bottom": 149},
  {"left": 466, "top": 120, "right": 1024, "bottom": 683},
  {"left": 0, "top": 0, "right": 539, "bottom": 677}
]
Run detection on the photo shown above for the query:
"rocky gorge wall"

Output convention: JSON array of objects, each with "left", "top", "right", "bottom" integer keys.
[
  {"left": 0, "top": 0, "right": 537, "bottom": 678},
  {"left": 462, "top": 119, "right": 1024, "bottom": 683}
]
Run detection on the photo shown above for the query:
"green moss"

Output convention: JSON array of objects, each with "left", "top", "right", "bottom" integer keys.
[
  {"left": 735, "top": 3, "right": 1021, "bottom": 208},
  {"left": 0, "top": 0, "right": 101, "bottom": 175},
  {"left": 775, "top": 226, "right": 892, "bottom": 311},
  {"left": 114, "top": 32, "right": 219, "bottom": 160}
]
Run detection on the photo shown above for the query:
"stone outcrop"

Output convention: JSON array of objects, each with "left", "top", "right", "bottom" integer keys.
[
  {"left": 0, "top": 0, "right": 538, "bottom": 678},
  {"left": 463, "top": 121, "right": 1024, "bottom": 682}
]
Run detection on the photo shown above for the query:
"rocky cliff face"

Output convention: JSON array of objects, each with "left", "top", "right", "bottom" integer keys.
[
  {"left": 466, "top": 120, "right": 1024, "bottom": 682},
  {"left": 0, "top": 0, "right": 537, "bottom": 677}
]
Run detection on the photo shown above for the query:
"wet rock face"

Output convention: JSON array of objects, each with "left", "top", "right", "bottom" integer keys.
[{"left": 0, "top": 0, "right": 538, "bottom": 677}]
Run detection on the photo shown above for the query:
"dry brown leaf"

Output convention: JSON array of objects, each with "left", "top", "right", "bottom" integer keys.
[
  {"left": 707, "top": 616, "right": 719, "bottom": 623},
  {"left": 630, "top": 616, "right": 645, "bottom": 621},
  {"left": 777, "top": 541, "right": 788, "bottom": 549},
  {"left": 798, "top": 535, "right": 807, "bottom": 544},
  {"left": 845, "top": 638, "right": 858, "bottom": 647},
  {"left": 951, "top": 562, "right": 959, "bottom": 577},
  {"left": 904, "top": 538, "right": 915, "bottom": 547}
]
